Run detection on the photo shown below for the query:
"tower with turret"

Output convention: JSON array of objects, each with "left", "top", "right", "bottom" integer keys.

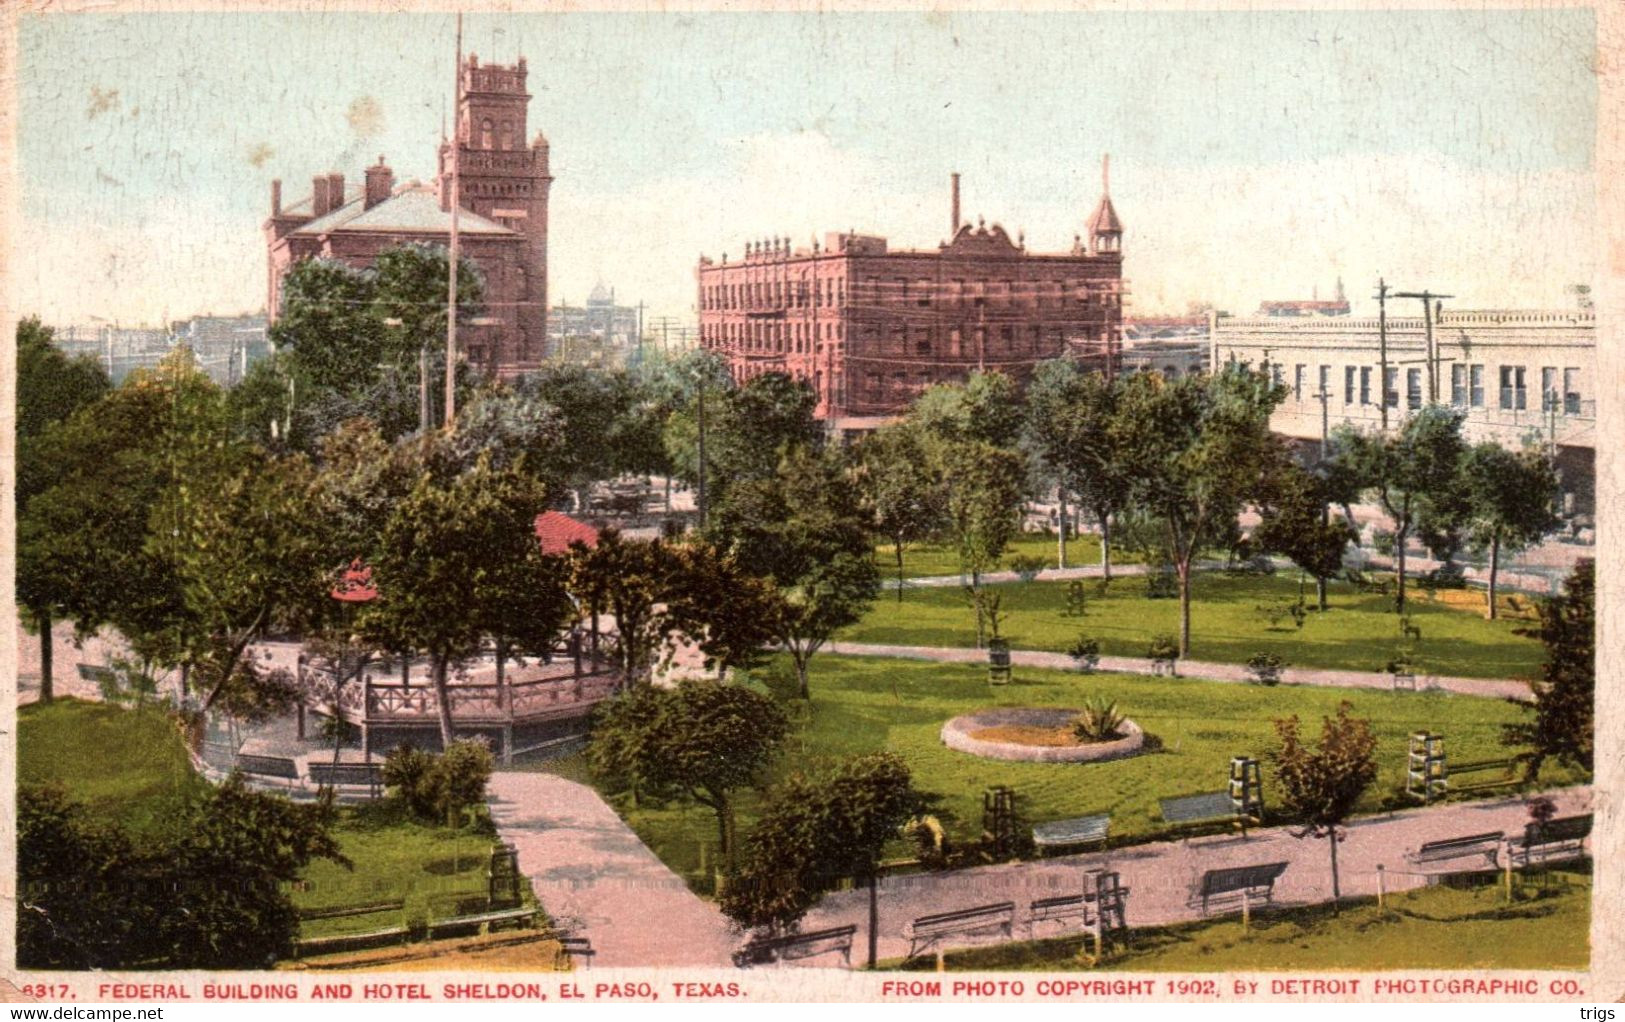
[{"left": 438, "top": 54, "right": 552, "bottom": 364}]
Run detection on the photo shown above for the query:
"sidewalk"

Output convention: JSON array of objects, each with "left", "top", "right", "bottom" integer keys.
[
  {"left": 827, "top": 640, "right": 1533, "bottom": 701},
  {"left": 795, "top": 785, "right": 1593, "bottom": 966},
  {"left": 486, "top": 772, "right": 738, "bottom": 968}
]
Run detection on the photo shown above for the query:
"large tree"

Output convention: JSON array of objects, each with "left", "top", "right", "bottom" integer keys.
[
  {"left": 666, "top": 369, "right": 821, "bottom": 515},
  {"left": 722, "top": 753, "right": 923, "bottom": 967},
  {"left": 589, "top": 681, "right": 788, "bottom": 870},
  {"left": 1021, "top": 360, "right": 1129, "bottom": 574},
  {"left": 1504, "top": 560, "right": 1593, "bottom": 778},
  {"left": 1461, "top": 443, "right": 1561, "bottom": 619},
  {"left": 15, "top": 316, "right": 111, "bottom": 700},
  {"left": 911, "top": 370, "right": 1025, "bottom": 449},
  {"left": 710, "top": 448, "right": 881, "bottom": 697},
  {"left": 853, "top": 424, "right": 947, "bottom": 599},
  {"left": 1112, "top": 365, "right": 1285, "bottom": 656},
  {"left": 1271, "top": 702, "right": 1378, "bottom": 908},
  {"left": 1330, "top": 405, "right": 1467, "bottom": 613},
  {"left": 1253, "top": 461, "right": 1358, "bottom": 611}
]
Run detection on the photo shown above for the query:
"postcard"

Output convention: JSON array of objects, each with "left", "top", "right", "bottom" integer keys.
[{"left": 3, "top": 0, "right": 1620, "bottom": 1006}]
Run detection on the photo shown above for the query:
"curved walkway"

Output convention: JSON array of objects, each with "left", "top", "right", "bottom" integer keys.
[
  {"left": 486, "top": 772, "right": 738, "bottom": 968},
  {"left": 828, "top": 640, "right": 1533, "bottom": 701}
]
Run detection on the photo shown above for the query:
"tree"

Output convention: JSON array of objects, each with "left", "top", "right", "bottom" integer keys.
[
  {"left": 937, "top": 441, "right": 1027, "bottom": 647},
  {"left": 372, "top": 242, "right": 485, "bottom": 426},
  {"left": 517, "top": 364, "right": 638, "bottom": 509},
  {"left": 589, "top": 681, "right": 788, "bottom": 870},
  {"left": 1022, "top": 360, "right": 1129, "bottom": 574},
  {"left": 15, "top": 316, "right": 111, "bottom": 700},
  {"left": 1113, "top": 366, "right": 1285, "bottom": 656},
  {"left": 270, "top": 257, "right": 389, "bottom": 395},
  {"left": 722, "top": 753, "right": 923, "bottom": 967},
  {"left": 568, "top": 531, "right": 686, "bottom": 685},
  {"left": 852, "top": 424, "right": 947, "bottom": 599},
  {"left": 1253, "top": 462, "right": 1358, "bottom": 611},
  {"left": 1270, "top": 701, "right": 1378, "bottom": 908},
  {"left": 1461, "top": 444, "right": 1561, "bottom": 619},
  {"left": 910, "top": 370, "right": 1025, "bottom": 449},
  {"left": 710, "top": 449, "right": 881, "bottom": 697},
  {"left": 666, "top": 369, "right": 820, "bottom": 514},
  {"left": 1330, "top": 405, "right": 1467, "bottom": 613},
  {"left": 1504, "top": 560, "right": 1593, "bottom": 777}
]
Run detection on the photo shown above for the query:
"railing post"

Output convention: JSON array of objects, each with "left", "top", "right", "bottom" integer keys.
[{"left": 573, "top": 632, "right": 583, "bottom": 680}]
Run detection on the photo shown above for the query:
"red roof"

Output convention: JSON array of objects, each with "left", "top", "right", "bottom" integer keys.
[
  {"left": 331, "top": 558, "right": 378, "bottom": 603},
  {"left": 535, "top": 511, "right": 600, "bottom": 556}
]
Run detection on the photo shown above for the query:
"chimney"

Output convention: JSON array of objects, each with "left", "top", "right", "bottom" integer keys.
[
  {"left": 271, "top": 179, "right": 282, "bottom": 216},
  {"left": 364, "top": 156, "right": 394, "bottom": 210},
  {"left": 951, "top": 172, "right": 961, "bottom": 235},
  {"left": 328, "top": 172, "right": 345, "bottom": 210},
  {"left": 312, "top": 176, "right": 330, "bottom": 217}
]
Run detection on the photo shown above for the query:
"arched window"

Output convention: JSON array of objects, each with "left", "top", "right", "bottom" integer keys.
[
  {"left": 500, "top": 119, "right": 514, "bottom": 150},
  {"left": 480, "top": 118, "right": 495, "bottom": 149}
]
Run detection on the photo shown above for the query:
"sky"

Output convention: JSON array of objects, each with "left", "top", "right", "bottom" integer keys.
[{"left": 10, "top": 7, "right": 1600, "bottom": 325}]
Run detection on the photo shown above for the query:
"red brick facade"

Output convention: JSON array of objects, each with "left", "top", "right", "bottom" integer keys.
[
  {"left": 264, "top": 55, "right": 550, "bottom": 376},
  {"left": 696, "top": 180, "right": 1124, "bottom": 423}
]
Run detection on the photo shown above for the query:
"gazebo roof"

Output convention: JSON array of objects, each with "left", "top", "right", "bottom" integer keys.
[{"left": 535, "top": 511, "right": 600, "bottom": 556}]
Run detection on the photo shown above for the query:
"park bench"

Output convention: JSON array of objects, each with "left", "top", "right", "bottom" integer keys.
[
  {"left": 1391, "top": 671, "right": 1418, "bottom": 692},
  {"left": 1161, "top": 791, "right": 1249, "bottom": 833},
  {"left": 297, "top": 899, "right": 406, "bottom": 922},
  {"left": 1404, "top": 831, "right": 1504, "bottom": 873},
  {"left": 426, "top": 905, "right": 539, "bottom": 940},
  {"left": 1032, "top": 814, "right": 1111, "bottom": 854},
  {"left": 76, "top": 663, "right": 116, "bottom": 685},
  {"left": 556, "top": 935, "right": 595, "bottom": 969},
  {"left": 732, "top": 924, "right": 858, "bottom": 968},
  {"left": 902, "top": 901, "right": 1016, "bottom": 960},
  {"left": 308, "top": 762, "right": 385, "bottom": 800},
  {"left": 1193, "top": 861, "right": 1289, "bottom": 918},
  {"left": 1027, "top": 877, "right": 1130, "bottom": 937},
  {"left": 1447, "top": 758, "right": 1520, "bottom": 793},
  {"left": 1506, "top": 815, "right": 1592, "bottom": 869},
  {"left": 293, "top": 924, "right": 411, "bottom": 958},
  {"left": 236, "top": 754, "right": 304, "bottom": 790}
]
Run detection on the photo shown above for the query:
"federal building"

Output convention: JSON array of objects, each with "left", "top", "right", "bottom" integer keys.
[{"left": 695, "top": 166, "right": 1125, "bottom": 427}]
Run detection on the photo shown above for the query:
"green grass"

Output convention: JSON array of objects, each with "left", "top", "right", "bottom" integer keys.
[
  {"left": 885, "top": 870, "right": 1591, "bottom": 972},
  {"left": 541, "top": 654, "right": 1579, "bottom": 893},
  {"left": 875, "top": 532, "right": 1130, "bottom": 580},
  {"left": 18, "top": 699, "right": 508, "bottom": 939},
  {"left": 845, "top": 571, "right": 1544, "bottom": 680},
  {"left": 18, "top": 698, "right": 204, "bottom": 836}
]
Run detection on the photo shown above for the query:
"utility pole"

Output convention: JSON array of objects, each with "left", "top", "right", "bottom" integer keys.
[
  {"left": 1393, "top": 289, "right": 1453, "bottom": 405},
  {"left": 444, "top": 12, "right": 463, "bottom": 429},
  {"left": 1374, "top": 278, "right": 1390, "bottom": 429},
  {"left": 696, "top": 371, "right": 708, "bottom": 530}
]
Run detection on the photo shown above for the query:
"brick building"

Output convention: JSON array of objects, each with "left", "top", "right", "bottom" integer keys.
[
  {"left": 264, "top": 55, "right": 551, "bottom": 375},
  {"left": 695, "top": 170, "right": 1125, "bottom": 426}
]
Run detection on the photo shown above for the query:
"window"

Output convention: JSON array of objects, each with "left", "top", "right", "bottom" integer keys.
[
  {"left": 1499, "top": 366, "right": 1526, "bottom": 410},
  {"left": 1359, "top": 366, "right": 1371, "bottom": 405},
  {"left": 1293, "top": 364, "right": 1305, "bottom": 401},
  {"left": 1470, "top": 364, "right": 1485, "bottom": 408},
  {"left": 1542, "top": 367, "right": 1558, "bottom": 410},
  {"left": 1564, "top": 367, "right": 1582, "bottom": 415},
  {"left": 1271, "top": 364, "right": 1284, "bottom": 388},
  {"left": 1384, "top": 367, "right": 1399, "bottom": 409},
  {"left": 1406, "top": 368, "right": 1422, "bottom": 410},
  {"left": 1344, "top": 366, "right": 1357, "bottom": 404},
  {"left": 1318, "top": 365, "right": 1330, "bottom": 400},
  {"left": 1451, "top": 364, "right": 1467, "bottom": 407}
]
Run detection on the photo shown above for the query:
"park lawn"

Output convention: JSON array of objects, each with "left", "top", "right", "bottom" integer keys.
[
  {"left": 842, "top": 571, "right": 1545, "bottom": 680},
  {"left": 886, "top": 870, "right": 1591, "bottom": 972},
  {"left": 874, "top": 532, "right": 1129, "bottom": 581},
  {"left": 545, "top": 654, "right": 1580, "bottom": 894},
  {"left": 17, "top": 698, "right": 510, "bottom": 941}
]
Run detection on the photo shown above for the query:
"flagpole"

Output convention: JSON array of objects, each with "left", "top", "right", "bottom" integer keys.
[{"left": 444, "top": 12, "right": 462, "bottom": 428}]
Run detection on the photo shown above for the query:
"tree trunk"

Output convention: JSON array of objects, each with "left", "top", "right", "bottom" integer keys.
[
  {"left": 867, "top": 873, "right": 879, "bottom": 969},
  {"left": 1316, "top": 576, "right": 1328, "bottom": 612},
  {"left": 1328, "top": 828, "right": 1342, "bottom": 911},
  {"left": 1099, "top": 510, "right": 1113, "bottom": 582},
  {"left": 1486, "top": 534, "right": 1500, "bottom": 620},
  {"left": 895, "top": 540, "right": 906, "bottom": 603},
  {"left": 1394, "top": 524, "right": 1408, "bottom": 613},
  {"left": 1057, "top": 487, "right": 1068, "bottom": 570},
  {"left": 793, "top": 650, "right": 811, "bottom": 701},
  {"left": 1176, "top": 557, "right": 1192, "bottom": 658},
  {"left": 432, "top": 652, "right": 455, "bottom": 751},
  {"left": 495, "top": 640, "right": 507, "bottom": 707},
  {"left": 972, "top": 572, "right": 985, "bottom": 649},
  {"left": 37, "top": 608, "right": 53, "bottom": 704}
]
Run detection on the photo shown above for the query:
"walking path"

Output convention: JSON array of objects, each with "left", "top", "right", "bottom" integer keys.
[
  {"left": 794, "top": 785, "right": 1593, "bottom": 966},
  {"left": 827, "top": 640, "right": 1534, "bottom": 701},
  {"left": 486, "top": 772, "right": 738, "bottom": 968}
]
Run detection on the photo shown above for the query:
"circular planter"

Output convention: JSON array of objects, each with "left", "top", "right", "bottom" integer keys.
[{"left": 941, "top": 707, "right": 1146, "bottom": 763}]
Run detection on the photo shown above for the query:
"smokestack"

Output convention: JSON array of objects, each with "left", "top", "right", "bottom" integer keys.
[
  {"left": 951, "top": 172, "right": 961, "bottom": 235},
  {"left": 271, "top": 179, "right": 282, "bottom": 216},
  {"left": 312, "top": 176, "right": 330, "bottom": 217}
]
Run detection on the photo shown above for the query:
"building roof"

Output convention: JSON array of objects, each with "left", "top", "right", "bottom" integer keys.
[
  {"left": 535, "top": 511, "right": 600, "bottom": 555},
  {"left": 293, "top": 184, "right": 516, "bottom": 238},
  {"left": 1088, "top": 195, "right": 1123, "bottom": 235},
  {"left": 1257, "top": 299, "right": 1351, "bottom": 316}
]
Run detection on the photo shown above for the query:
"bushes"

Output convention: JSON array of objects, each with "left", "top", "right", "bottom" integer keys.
[
  {"left": 1246, "top": 651, "right": 1287, "bottom": 686},
  {"left": 383, "top": 740, "right": 494, "bottom": 827},
  {"left": 1072, "top": 696, "right": 1127, "bottom": 742},
  {"left": 1067, "top": 635, "right": 1101, "bottom": 673},
  {"left": 1008, "top": 554, "right": 1048, "bottom": 582}
]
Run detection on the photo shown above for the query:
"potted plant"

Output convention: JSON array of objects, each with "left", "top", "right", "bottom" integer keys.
[
  {"left": 1246, "top": 650, "right": 1287, "bottom": 686},
  {"left": 1147, "top": 634, "right": 1179, "bottom": 676},
  {"left": 1067, "top": 635, "right": 1101, "bottom": 674}
]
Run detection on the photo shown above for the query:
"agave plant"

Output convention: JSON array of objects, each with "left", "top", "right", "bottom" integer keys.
[{"left": 1072, "top": 696, "right": 1127, "bottom": 743}]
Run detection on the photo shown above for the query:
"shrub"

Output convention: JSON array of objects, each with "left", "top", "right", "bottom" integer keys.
[
  {"left": 1072, "top": 697, "right": 1127, "bottom": 743},
  {"left": 1145, "top": 569, "right": 1178, "bottom": 599},
  {"left": 1147, "top": 635, "right": 1179, "bottom": 662},
  {"left": 1062, "top": 580, "right": 1090, "bottom": 618},
  {"left": 1067, "top": 635, "right": 1101, "bottom": 674},
  {"left": 1371, "top": 529, "right": 1396, "bottom": 556},
  {"left": 1008, "top": 554, "right": 1048, "bottom": 583},
  {"left": 1383, "top": 645, "right": 1417, "bottom": 675},
  {"left": 1246, "top": 651, "right": 1287, "bottom": 686},
  {"left": 382, "top": 744, "right": 437, "bottom": 819},
  {"left": 430, "top": 739, "right": 495, "bottom": 827}
]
